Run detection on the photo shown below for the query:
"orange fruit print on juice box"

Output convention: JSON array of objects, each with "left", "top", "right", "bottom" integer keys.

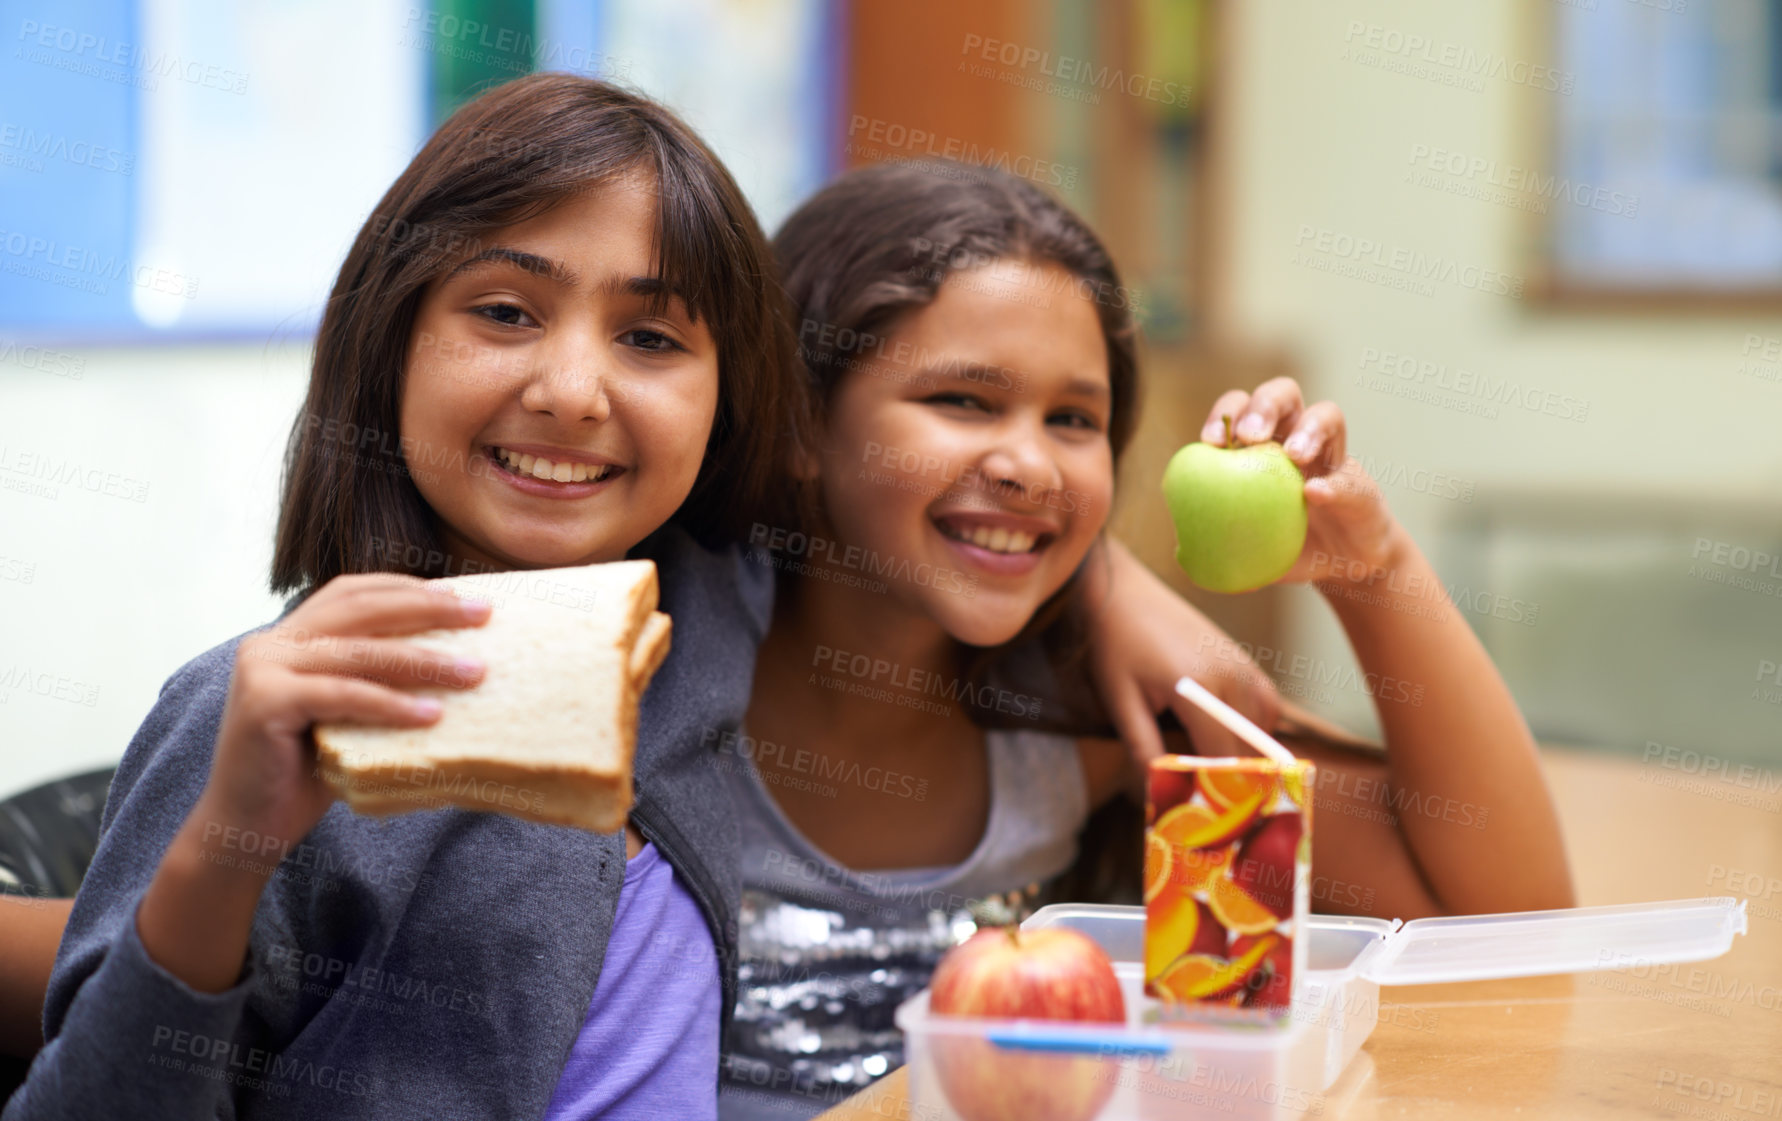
[{"left": 1144, "top": 755, "right": 1313, "bottom": 1023}]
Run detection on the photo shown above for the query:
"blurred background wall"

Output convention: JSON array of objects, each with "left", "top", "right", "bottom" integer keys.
[{"left": 3, "top": 0, "right": 1778, "bottom": 799}]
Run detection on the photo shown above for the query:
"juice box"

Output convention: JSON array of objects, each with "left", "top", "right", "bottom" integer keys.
[{"left": 1144, "top": 754, "right": 1314, "bottom": 1025}]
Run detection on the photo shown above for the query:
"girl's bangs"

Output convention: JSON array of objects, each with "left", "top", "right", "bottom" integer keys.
[{"left": 637, "top": 147, "right": 729, "bottom": 331}]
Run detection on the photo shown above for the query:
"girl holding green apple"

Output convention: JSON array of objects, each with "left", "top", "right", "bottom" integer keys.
[{"left": 722, "top": 159, "right": 1571, "bottom": 1116}]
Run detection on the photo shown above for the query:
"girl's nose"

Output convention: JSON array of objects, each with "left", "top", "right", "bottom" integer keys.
[
  {"left": 977, "top": 428, "right": 1063, "bottom": 504},
  {"left": 519, "top": 339, "right": 613, "bottom": 423}
]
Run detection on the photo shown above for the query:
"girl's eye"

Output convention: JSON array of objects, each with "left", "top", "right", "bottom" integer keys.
[
  {"left": 1049, "top": 409, "right": 1103, "bottom": 431},
  {"left": 621, "top": 328, "right": 683, "bottom": 353},
  {"left": 472, "top": 302, "right": 535, "bottom": 328},
  {"left": 926, "top": 392, "right": 990, "bottom": 412}
]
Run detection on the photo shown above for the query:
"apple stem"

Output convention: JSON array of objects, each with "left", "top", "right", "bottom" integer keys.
[
  {"left": 1002, "top": 925, "right": 1021, "bottom": 948},
  {"left": 1222, "top": 413, "right": 1234, "bottom": 447}
]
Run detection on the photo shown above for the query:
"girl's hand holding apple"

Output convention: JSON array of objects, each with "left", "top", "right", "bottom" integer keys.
[{"left": 1183, "top": 376, "right": 1408, "bottom": 592}]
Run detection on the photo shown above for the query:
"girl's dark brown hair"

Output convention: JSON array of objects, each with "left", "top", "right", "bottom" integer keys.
[
  {"left": 776, "top": 160, "right": 1138, "bottom": 459},
  {"left": 271, "top": 73, "right": 803, "bottom": 595}
]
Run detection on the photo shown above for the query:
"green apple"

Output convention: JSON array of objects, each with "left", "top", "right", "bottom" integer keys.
[{"left": 1162, "top": 419, "right": 1307, "bottom": 593}]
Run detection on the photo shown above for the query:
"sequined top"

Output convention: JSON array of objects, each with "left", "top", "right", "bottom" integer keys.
[{"left": 715, "top": 728, "right": 1090, "bottom": 1121}]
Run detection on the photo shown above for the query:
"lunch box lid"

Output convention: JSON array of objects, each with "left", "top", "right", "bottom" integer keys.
[
  {"left": 1354, "top": 895, "right": 1748, "bottom": 985},
  {"left": 1023, "top": 896, "right": 1749, "bottom": 986}
]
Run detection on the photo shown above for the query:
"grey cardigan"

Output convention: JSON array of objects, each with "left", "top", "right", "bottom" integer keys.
[{"left": 4, "top": 528, "right": 769, "bottom": 1119}]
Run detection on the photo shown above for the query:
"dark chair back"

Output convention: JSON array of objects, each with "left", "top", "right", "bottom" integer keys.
[
  {"left": 0, "top": 768, "right": 114, "bottom": 900},
  {"left": 0, "top": 767, "right": 115, "bottom": 1105}
]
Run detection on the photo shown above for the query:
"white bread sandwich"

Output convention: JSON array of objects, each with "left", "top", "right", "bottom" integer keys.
[{"left": 314, "top": 560, "right": 668, "bottom": 832}]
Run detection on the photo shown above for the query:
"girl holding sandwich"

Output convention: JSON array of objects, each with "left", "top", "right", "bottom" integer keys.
[{"left": 6, "top": 73, "right": 803, "bottom": 1120}]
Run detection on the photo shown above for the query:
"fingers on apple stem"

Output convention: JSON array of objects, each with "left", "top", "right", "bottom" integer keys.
[
  {"left": 1237, "top": 377, "right": 1305, "bottom": 445},
  {"left": 1203, "top": 391, "right": 1252, "bottom": 445}
]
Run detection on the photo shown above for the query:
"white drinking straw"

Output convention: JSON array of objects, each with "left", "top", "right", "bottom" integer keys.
[{"left": 1173, "top": 675, "right": 1298, "bottom": 766}]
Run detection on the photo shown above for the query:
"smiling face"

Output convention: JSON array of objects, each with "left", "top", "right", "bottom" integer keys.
[
  {"left": 813, "top": 259, "right": 1116, "bottom": 648},
  {"left": 400, "top": 174, "right": 719, "bottom": 570}
]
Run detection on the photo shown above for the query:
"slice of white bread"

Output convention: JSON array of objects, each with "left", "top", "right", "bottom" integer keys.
[{"left": 314, "top": 560, "right": 668, "bottom": 832}]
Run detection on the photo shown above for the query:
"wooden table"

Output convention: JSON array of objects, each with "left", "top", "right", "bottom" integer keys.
[{"left": 815, "top": 748, "right": 1782, "bottom": 1119}]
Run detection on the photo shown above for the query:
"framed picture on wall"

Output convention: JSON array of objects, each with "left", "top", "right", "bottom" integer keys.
[{"left": 1537, "top": 0, "right": 1782, "bottom": 305}]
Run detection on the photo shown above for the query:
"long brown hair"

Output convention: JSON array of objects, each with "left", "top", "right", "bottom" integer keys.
[
  {"left": 271, "top": 73, "right": 803, "bottom": 595},
  {"left": 771, "top": 159, "right": 1142, "bottom": 723}
]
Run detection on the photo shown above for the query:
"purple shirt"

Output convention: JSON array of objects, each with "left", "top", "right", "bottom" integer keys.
[{"left": 544, "top": 841, "right": 722, "bottom": 1120}]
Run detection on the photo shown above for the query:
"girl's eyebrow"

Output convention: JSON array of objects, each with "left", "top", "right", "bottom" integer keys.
[
  {"left": 922, "top": 363, "right": 1111, "bottom": 400},
  {"left": 447, "top": 248, "right": 690, "bottom": 316},
  {"left": 448, "top": 246, "right": 579, "bottom": 285},
  {"left": 592, "top": 274, "right": 678, "bottom": 302},
  {"left": 594, "top": 274, "right": 699, "bottom": 322}
]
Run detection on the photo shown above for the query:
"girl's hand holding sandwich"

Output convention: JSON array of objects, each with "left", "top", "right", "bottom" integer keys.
[{"left": 138, "top": 575, "right": 489, "bottom": 992}]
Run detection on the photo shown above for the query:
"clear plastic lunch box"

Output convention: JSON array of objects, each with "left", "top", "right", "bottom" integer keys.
[{"left": 894, "top": 897, "right": 1748, "bottom": 1121}]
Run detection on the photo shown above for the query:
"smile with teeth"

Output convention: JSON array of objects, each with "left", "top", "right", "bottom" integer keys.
[
  {"left": 490, "top": 446, "right": 618, "bottom": 484},
  {"left": 936, "top": 519, "right": 1046, "bottom": 555}
]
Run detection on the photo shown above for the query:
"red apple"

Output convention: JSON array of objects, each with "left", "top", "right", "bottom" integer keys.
[{"left": 928, "top": 927, "right": 1125, "bottom": 1121}]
